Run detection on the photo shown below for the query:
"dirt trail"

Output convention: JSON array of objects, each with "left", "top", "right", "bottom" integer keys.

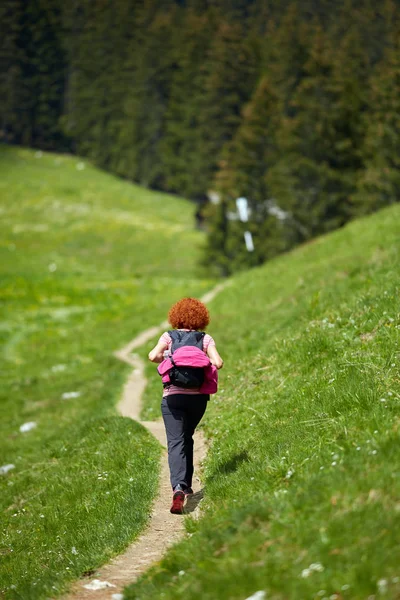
[{"left": 64, "top": 283, "right": 227, "bottom": 600}]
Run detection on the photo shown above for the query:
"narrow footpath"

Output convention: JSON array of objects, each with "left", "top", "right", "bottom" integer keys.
[{"left": 64, "top": 283, "right": 227, "bottom": 600}]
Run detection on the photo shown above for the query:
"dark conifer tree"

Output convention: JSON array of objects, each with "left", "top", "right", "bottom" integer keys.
[
  {"left": 353, "top": 21, "right": 400, "bottom": 213},
  {"left": 195, "top": 21, "right": 260, "bottom": 195},
  {"left": 267, "top": 21, "right": 366, "bottom": 239},
  {"left": 106, "top": 2, "right": 178, "bottom": 187},
  {"left": 0, "top": 0, "right": 23, "bottom": 143},
  {"left": 210, "top": 77, "right": 288, "bottom": 271},
  {"left": 159, "top": 9, "right": 214, "bottom": 198},
  {"left": 1, "top": 0, "right": 66, "bottom": 148}
]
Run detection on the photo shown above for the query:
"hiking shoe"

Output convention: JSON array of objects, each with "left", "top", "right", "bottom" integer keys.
[
  {"left": 170, "top": 486, "right": 185, "bottom": 514},
  {"left": 184, "top": 487, "right": 193, "bottom": 496}
]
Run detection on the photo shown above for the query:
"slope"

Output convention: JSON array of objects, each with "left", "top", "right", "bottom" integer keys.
[
  {"left": 129, "top": 204, "right": 400, "bottom": 600},
  {"left": 0, "top": 145, "right": 214, "bottom": 599}
]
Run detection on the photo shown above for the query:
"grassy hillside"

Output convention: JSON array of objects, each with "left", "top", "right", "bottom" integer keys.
[
  {"left": 0, "top": 146, "right": 214, "bottom": 599},
  {"left": 130, "top": 204, "right": 400, "bottom": 600}
]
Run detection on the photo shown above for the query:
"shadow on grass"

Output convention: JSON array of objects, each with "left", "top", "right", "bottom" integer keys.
[
  {"left": 185, "top": 489, "right": 204, "bottom": 513},
  {"left": 216, "top": 451, "right": 250, "bottom": 476}
]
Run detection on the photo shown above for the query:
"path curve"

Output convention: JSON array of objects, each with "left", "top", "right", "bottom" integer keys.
[{"left": 64, "top": 282, "right": 228, "bottom": 600}]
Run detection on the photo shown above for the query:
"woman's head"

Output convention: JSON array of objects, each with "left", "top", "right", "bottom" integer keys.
[{"left": 168, "top": 297, "right": 210, "bottom": 331}]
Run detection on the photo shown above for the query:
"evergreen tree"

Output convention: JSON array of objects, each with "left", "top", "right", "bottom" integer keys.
[
  {"left": 159, "top": 9, "right": 214, "bottom": 198},
  {"left": 267, "top": 20, "right": 366, "bottom": 240},
  {"left": 207, "top": 76, "right": 288, "bottom": 271},
  {"left": 195, "top": 21, "right": 260, "bottom": 195},
  {"left": 62, "top": 0, "right": 151, "bottom": 170},
  {"left": 109, "top": 1, "right": 178, "bottom": 187},
  {"left": 353, "top": 21, "right": 400, "bottom": 213},
  {"left": 0, "top": 0, "right": 23, "bottom": 143},
  {"left": 0, "top": 0, "right": 66, "bottom": 148},
  {"left": 215, "top": 76, "right": 280, "bottom": 202}
]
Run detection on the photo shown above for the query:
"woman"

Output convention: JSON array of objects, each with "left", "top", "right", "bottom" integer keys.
[{"left": 148, "top": 297, "right": 224, "bottom": 514}]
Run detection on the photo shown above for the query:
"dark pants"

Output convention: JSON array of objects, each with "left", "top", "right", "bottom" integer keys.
[{"left": 161, "top": 394, "right": 208, "bottom": 490}]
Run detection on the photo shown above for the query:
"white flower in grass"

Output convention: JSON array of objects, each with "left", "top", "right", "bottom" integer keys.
[
  {"left": 52, "top": 364, "right": 66, "bottom": 372},
  {"left": 331, "top": 461, "right": 337, "bottom": 466},
  {"left": 301, "top": 568, "right": 312, "bottom": 578},
  {"left": 285, "top": 469, "right": 294, "bottom": 479},
  {"left": 178, "top": 570, "right": 185, "bottom": 576},
  {"left": 377, "top": 579, "right": 388, "bottom": 593},
  {"left": 19, "top": 422, "right": 37, "bottom": 433},
  {"left": 61, "top": 391, "right": 81, "bottom": 400},
  {"left": 76, "top": 162, "right": 85, "bottom": 171},
  {"left": 48, "top": 263, "right": 57, "bottom": 272},
  {"left": 71, "top": 547, "right": 78, "bottom": 555},
  {"left": 244, "top": 591, "right": 266, "bottom": 600},
  {"left": 0, "top": 464, "right": 15, "bottom": 475},
  {"left": 380, "top": 398, "right": 386, "bottom": 403},
  {"left": 301, "top": 562, "right": 324, "bottom": 578}
]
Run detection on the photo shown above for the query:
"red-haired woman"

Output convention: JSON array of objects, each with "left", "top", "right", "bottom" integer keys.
[{"left": 148, "top": 297, "right": 223, "bottom": 514}]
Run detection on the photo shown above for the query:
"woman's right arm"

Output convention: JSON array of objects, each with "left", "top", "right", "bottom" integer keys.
[
  {"left": 148, "top": 340, "right": 168, "bottom": 363},
  {"left": 207, "top": 345, "right": 224, "bottom": 369}
]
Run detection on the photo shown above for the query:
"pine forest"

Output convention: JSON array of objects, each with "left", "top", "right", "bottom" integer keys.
[{"left": 1, "top": 0, "right": 400, "bottom": 273}]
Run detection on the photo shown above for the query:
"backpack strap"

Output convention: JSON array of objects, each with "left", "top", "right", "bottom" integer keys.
[{"left": 168, "top": 330, "right": 205, "bottom": 353}]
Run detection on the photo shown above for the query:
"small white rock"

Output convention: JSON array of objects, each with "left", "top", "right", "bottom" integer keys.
[
  {"left": 244, "top": 592, "right": 266, "bottom": 600},
  {"left": 61, "top": 391, "right": 81, "bottom": 400},
  {"left": 19, "top": 422, "right": 37, "bottom": 433},
  {"left": 83, "top": 579, "right": 116, "bottom": 590},
  {"left": 0, "top": 464, "right": 15, "bottom": 475}
]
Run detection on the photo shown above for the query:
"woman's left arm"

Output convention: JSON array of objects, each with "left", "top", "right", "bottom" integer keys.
[{"left": 148, "top": 341, "right": 168, "bottom": 363}]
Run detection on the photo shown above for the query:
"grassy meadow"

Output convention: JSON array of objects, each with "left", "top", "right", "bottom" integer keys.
[
  {"left": 130, "top": 204, "right": 400, "bottom": 600},
  {"left": 0, "top": 145, "right": 214, "bottom": 599}
]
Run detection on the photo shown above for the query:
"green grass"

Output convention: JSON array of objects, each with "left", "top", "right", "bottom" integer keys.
[
  {"left": 127, "top": 204, "right": 400, "bottom": 600},
  {"left": 0, "top": 145, "right": 215, "bottom": 599}
]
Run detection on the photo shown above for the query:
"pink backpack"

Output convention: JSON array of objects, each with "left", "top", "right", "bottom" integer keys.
[{"left": 157, "top": 345, "right": 218, "bottom": 394}]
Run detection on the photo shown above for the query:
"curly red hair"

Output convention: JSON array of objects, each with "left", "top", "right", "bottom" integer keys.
[{"left": 168, "top": 297, "right": 210, "bottom": 331}]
